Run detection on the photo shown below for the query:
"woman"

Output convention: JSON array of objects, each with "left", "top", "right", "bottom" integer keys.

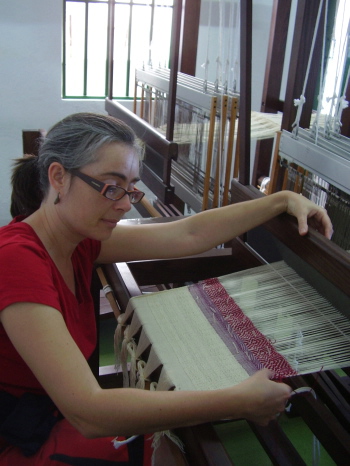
[{"left": 0, "top": 113, "right": 333, "bottom": 465}]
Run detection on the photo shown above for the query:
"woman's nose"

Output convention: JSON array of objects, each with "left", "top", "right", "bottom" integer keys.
[{"left": 112, "top": 193, "right": 132, "bottom": 212}]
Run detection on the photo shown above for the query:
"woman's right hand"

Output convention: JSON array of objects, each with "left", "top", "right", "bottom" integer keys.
[{"left": 233, "top": 369, "right": 292, "bottom": 426}]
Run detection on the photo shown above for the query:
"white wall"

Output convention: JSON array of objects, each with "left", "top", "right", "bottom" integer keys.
[{"left": 0, "top": 0, "right": 105, "bottom": 226}]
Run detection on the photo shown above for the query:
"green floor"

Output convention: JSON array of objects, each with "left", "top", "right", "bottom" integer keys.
[
  {"left": 214, "top": 417, "right": 335, "bottom": 465},
  {"left": 99, "top": 318, "right": 117, "bottom": 367},
  {"left": 99, "top": 318, "right": 336, "bottom": 465}
]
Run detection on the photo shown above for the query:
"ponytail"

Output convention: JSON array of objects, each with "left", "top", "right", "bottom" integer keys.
[{"left": 10, "top": 155, "right": 43, "bottom": 217}]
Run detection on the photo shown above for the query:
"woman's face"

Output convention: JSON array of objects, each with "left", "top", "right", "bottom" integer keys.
[{"left": 62, "top": 142, "right": 141, "bottom": 241}]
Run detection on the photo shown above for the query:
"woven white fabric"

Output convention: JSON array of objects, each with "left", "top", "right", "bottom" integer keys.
[{"left": 123, "top": 286, "right": 249, "bottom": 391}]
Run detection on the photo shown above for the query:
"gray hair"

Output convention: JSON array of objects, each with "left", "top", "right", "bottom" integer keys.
[{"left": 37, "top": 112, "right": 143, "bottom": 194}]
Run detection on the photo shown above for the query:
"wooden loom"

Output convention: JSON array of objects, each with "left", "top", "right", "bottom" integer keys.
[
  {"left": 98, "top": 181, "right": 350, "bottom": 465},
  {"left": 99, "top": 3, "right": 350, "bottom": 461},
  {"left": 104, "top": 0, "right": 285, "bottom": 215},
  {"left": 254, "top": 0, "right": 350, "bottom": 252},
  {"left": 106, "top": 71, "right": 243, "bottom": 214},
  {"left": 133, "top": 68, "right": 241, "bottom": 211}
]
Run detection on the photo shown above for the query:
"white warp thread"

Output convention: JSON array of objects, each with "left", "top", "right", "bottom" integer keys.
[{"left": 115, "top": 261, "right": 350, "bottom": 391}]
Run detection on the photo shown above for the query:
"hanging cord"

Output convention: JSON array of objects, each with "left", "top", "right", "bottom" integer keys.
[
  {"left": 215, "top": 0, "right": 228, "bottom": 209},
  {"left": 201, "top": 0, "right": 213, "bottom": 92},
  {"left": 324, "top": 0, "right": 346, "bottom": 136},
  {"left": 292, "top": 0, "right": 325, "bottom": 138},
  {"left": 223, "top": 0, "right": 235, "bottom": 94},
  {"left": 323, "top": 0, "right": 349, "bottom": 137},
  {"left": 218, "top": 1, "right": 238, "bottom": 208},
  {"left": 333, "top": 66, "right": 350, "bottom": 134},
  {"left": 219, "top": 0, "right": 230, "bottom": 93},
  {"left": 215, "top": 57, "right": 221, "bottom": 92},
  {"left": 215, "top": 0, "right": 224, "bottom": 92},
  {"left": 331, "top": 10, "right": 350, "bottom": 135},
  {"left": 226, "top": 1, "right": 235, "bottom": 93},
  {"left": 112, "top": 435, "right": 139, "bottom": 449},
  {"left": 311, "top": 0, "right": 329, "bottom": 144},
  {"left": 231, "top": 1, "right": 240, "bottom": 93}
]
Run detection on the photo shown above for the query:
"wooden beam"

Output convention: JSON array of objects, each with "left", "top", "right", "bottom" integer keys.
[{"left": 238, "top": 0, "right": 252, "bottom": 186}]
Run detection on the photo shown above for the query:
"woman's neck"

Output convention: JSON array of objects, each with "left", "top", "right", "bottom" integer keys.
[
  {"left": 23, "top": 207, "right": 80, "bottom": 295},
  {"left": 24, "top": 205, "right": 81, "bottom": 261}
]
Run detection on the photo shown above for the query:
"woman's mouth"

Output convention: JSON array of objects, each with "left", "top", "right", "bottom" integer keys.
[{"left": 102, "top": 218, "right": 118, "bottom": 227}]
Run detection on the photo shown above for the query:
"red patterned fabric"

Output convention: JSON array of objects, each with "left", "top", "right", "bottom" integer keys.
[{"left": 202, "top": 278, "right": 297, "bottom": 379}]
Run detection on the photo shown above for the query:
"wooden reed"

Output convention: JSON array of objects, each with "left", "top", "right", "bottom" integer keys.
[
  {"left": 213, "top": 95, "right": 228, "bottom": 208},
  {"left": 223, "top": 97, "right": 238, "bottom": 205},
  {"left": 202, "top": 96, "right": 218, "bottom": 210},
  {"left": 268, "top": 131, "right": 282, "bottom": 194}
]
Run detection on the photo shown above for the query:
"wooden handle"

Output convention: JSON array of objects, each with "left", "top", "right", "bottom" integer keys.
[{"left": 96, "top": 266, "right": 121, "bottom": 319}]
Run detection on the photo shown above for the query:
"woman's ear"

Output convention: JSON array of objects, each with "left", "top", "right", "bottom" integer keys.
[{"left": 48, "top": 162, "right": 69, "bottom": 192}]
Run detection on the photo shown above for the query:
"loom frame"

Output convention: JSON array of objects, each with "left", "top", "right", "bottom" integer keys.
[
  {"left": 278, "top": 129, "right": 350, "bottom": 195},
  {"left": 100, "top": 0, "right": 350, "bottom": 461},
  {"left": 98, "top": 183, "right": 350, "bottom": 464}
]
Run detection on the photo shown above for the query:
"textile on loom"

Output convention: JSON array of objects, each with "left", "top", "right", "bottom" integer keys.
[
  {"left": 156, "top": 111, "right": 283, "bottom": 144},
  {"left": 115, "top": 261, "right": 350, "bottom": 391}
]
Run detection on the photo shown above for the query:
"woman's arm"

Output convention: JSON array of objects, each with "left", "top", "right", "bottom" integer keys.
[
  {"left": 97, "top": 190, "right": 333, "bottom": 263},
  {"left": 1, "top": 302, "right": 291, "bottom": 438}
]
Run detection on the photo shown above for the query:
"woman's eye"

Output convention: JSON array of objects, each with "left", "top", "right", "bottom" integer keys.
[{"left": 107, "top": 186, "right": 118, "bottom": 193}]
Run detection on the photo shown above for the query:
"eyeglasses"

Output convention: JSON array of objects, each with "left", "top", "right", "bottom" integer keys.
[{"left": 71, "top": 170, "right": 145, "bottom": 204}]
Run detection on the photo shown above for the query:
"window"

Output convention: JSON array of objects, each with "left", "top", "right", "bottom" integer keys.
[
  {"left": 321, "top": 0, "right": 350, "bottom": 119},
  {"left": 63, "top": 0, "right": 174, "bottom": 99}
]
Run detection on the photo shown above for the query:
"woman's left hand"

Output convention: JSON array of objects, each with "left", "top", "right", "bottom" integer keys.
[{"left": 285, "top": 192, "right": 333, "bottom": 239}]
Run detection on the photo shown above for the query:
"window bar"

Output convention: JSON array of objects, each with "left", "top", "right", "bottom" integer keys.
[
  {"left": 83, "top": 0, "right": 89, "bottom": 97},
  {"left": 148, "top": 0, "right": 156, "bottom": 68},
  {"left": 106, "top": 0, "right": 115, "bottom": 98},
  {"left": 167, "top": 0, "right": 182, "bottom": 143},
  {"left": 125, "top": 2, "right": 133, "bottom": 98},
  {"left": 62, "top": 1, "right": 67, "bottom": 97}
]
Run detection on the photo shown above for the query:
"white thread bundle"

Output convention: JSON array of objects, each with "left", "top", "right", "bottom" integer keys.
[{"left": 157, "top": 111, "right": 282, "bottom": 145}]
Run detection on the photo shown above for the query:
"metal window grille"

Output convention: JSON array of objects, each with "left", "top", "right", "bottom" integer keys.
[{"left": 62, "top": 0, "right": 173, "bottom": 99}]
